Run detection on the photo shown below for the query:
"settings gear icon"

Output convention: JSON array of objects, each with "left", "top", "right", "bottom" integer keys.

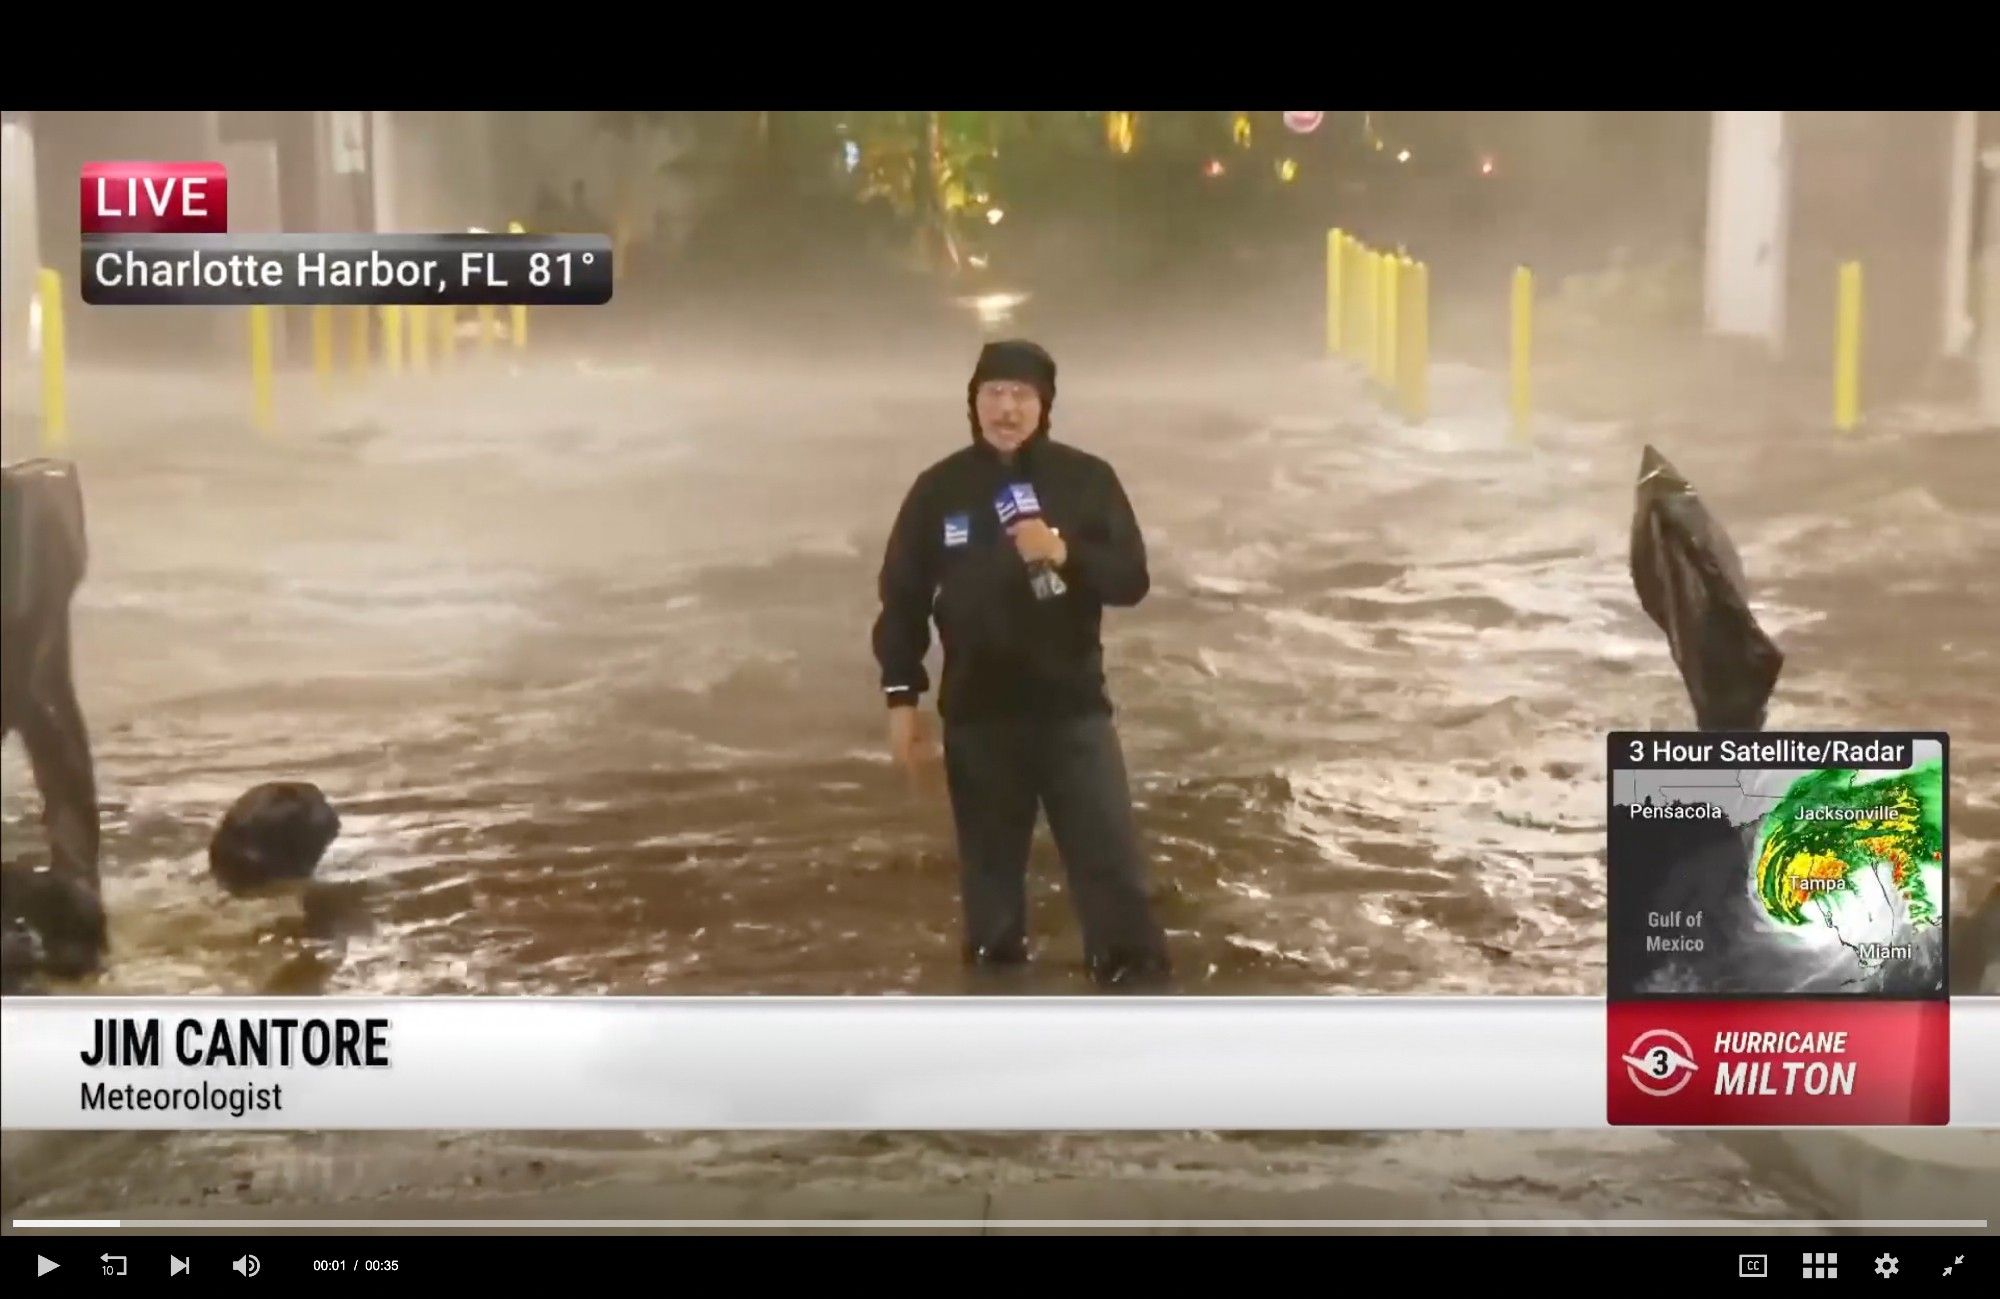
[{"left": 1875, "top": 1254, "right": 1899, "bottom": 1278}]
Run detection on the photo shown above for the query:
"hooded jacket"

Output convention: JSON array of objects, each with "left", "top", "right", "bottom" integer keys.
[{"left": 871, "top": 410, "right": 1149, "bottom": 724}]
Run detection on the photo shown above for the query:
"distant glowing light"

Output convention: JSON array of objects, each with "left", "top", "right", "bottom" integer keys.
[
  {"left": 843, "top": 141, "right": 861, "bottom": 173},
  {"left": 1204, "top": 158, "right": 1226, "bottom": 178},
  {"left": 1480, "top": 156, "right": 1496, "bottom": 176},
  {"left": 1107, "top": 111, "right": 1136, "bottom": 155},
  {"left": 1276, "top": 158, "right": 1299, "bottom": 183},
  {"left": 1232, "top": 113, "right": 1253, "bottom": 148},
  {"left": 986, "top": 207, "right": 1004, "bottom": 225},
  {"left": 968, "top": 253, "right": 989, "bottom": 269},
  {"left": 958, "top": 290, "right": 1031, "bottom": 329},
  {"left": 1397, "top": 149, "right": 1411, "bottom": 163}
]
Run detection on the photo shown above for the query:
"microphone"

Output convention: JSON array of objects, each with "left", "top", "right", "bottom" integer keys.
[{"left": 994, "top": 482, "right": 1067, "bottom": 600}]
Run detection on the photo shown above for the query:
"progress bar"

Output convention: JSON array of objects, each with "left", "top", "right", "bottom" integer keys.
[{"left": 14, "top": 1219, "right": 1991, "bottom": 1230}]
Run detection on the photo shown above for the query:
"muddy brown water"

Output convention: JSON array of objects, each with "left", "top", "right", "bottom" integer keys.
[{"left": 4, "top": 337, "right": 1996, "bottom": 1221}]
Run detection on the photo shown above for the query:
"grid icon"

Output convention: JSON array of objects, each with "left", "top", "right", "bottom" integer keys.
[{"left": 1801, "top": 1252, "right": 1839, "bottom": 1280}]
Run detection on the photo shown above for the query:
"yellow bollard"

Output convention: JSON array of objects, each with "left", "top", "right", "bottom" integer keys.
[
  {"left": 1511, "top": 266, "right": 1534, "bottom": 439},
  {"left": 1834, "top": 260, "right": 1862, "bottom": 431},
  {"left": 312, "top": 306, "right": 335, "bottom": 392},
  {"left": 1401, "top": 259, "right": 1430, "bottom": 422},
  {"left": 249, "top": 305, "right": 275, "bottom": 435},
  {"left": 1326, "top": 229, "right": 1345, "bottom": 356},
  {"left": 36, "top": 268, "right": 67, "bottom": 452},
  {"left": 1370, "top": 251, "right": 1387, "bottom": 381},
  {"left": 1400, "top": 254, "right": 1416, "bottom": 380},
  {"left": 1343, "top": 238, "right": 1362, "bottom": 361},
  {"left": 409, "top": 305, "right": 431, "bottom": 373},
  {"left": 1380, "top": 255, "right": 1401, "bottom": 389},
  {"left": 477, "top": 303, "right": 497, "bottom": 354},
  {"left": 1339, "top": 238, "right": 1357, "bottom": 360},
  {"left": 1360, "top": 250, "right": 1376, "bottom": 369},
  {"left": 347, "top": 305, "right": 371, "bottom": 377},
  {"left": 436, "top": 304, "right": 457, "bottom": 366},
  {"left": 1356, "top": 243, "right": 1373, "bottom": 364},
  {"left": 380, "top": 305, "right": 405, "bottom": 375},
  {"left": 507, "top": 220, "right": 528, "bottom": 351}
]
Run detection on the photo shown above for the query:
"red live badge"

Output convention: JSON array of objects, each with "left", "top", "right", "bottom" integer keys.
[{"left": 81, "top": 161, "right": 228, "bottom": 234}]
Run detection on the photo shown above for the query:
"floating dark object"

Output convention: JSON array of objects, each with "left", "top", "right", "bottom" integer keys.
[
  {"left": 1630, "top": 445, "right": 1783, "bottom": 730},
  {"left": 209, "top": 782, "right": 341, "bottom": 895},
  {"left": 1, "top": 863, "right": 108, "bottom": 993}
]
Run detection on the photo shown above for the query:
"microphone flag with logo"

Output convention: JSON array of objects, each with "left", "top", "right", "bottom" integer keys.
[{"left": 994, "top": 482, "right": 1065, "bottom": 600}]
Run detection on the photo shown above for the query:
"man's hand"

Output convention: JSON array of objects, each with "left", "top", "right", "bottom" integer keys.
[
  {"left": 1007, "top": 518, "right": 1067, "bottom": 567},
  {"left": 888, "top": 704, "right": 942, "bottom": 773}
]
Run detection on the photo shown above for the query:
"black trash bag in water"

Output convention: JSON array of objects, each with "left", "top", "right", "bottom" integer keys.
[
  {"left": 1630, "top": 445, "right": 1784, "bottom": 730},
  {"left": 209, "top": 781, "right": 341, "bottom": 895}
]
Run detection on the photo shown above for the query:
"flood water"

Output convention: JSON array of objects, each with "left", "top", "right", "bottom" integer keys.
[{"left": 5, "top": 302, "right": 1998, "bottom": 1220}]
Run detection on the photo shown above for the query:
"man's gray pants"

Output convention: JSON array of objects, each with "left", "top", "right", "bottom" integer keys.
[{"left": 941, "top": 710, "right": 1170, "bottom": 984}]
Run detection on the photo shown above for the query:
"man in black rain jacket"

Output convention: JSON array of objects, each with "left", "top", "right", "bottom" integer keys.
[{"left": 872, "top": 339, "right": 1171, "bottom": 986}]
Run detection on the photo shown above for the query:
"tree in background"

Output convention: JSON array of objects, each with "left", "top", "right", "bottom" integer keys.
[{"left": 845, "top": 111, "right": 1005, "bottom": 276}]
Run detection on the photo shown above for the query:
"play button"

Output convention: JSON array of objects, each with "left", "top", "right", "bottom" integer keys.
[{"left": 37, "top": 1256, "right": 59, "bottom": 1277}]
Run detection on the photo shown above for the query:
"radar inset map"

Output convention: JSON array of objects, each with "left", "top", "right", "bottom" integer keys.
[{"left": 1608, "top": 733, "right": 1947, "bottom": 998}]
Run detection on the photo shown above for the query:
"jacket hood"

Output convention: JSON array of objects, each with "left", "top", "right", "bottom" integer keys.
[{"left": 966, "top": 339, "right": 1056, "bottom": 444}]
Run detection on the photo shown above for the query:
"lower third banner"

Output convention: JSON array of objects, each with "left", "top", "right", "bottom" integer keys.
[{"left": 3, "top": 998, "right": 1993, "bottom": 1131}]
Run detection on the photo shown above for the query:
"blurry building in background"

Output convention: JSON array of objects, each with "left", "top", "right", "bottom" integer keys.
[
  {"left": 6, "top": 109, "right": 1994, "bottom": 420},
  {"left": 1, "top": 112, "right": 41, "bottom": 439},
  {"left": 14, "top": 111, "right": 224, "bottom": 366},
  {"left": 1982, "top": 138, "right": 2000, "bottom": 423},
  {"left": 6, "top": 111, "right": 507, "bottom": 368},
  {"left": 1706, "top": 110, "right": 1995, "bottom": 408}
]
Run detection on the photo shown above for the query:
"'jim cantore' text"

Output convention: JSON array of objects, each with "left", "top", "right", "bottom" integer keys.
[
  {"left": 77, "top": 1016, "right": 390, "bottom": 1119},
  {"left": 82, "top": 233, "right": 614, "bottom": 306}
]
